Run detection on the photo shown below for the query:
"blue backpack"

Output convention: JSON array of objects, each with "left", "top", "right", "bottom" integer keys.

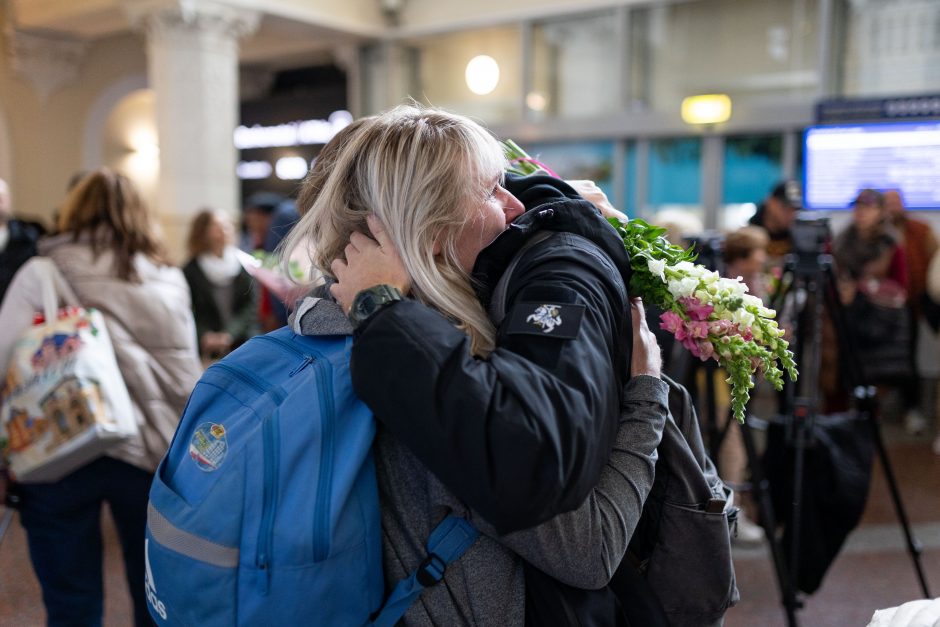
[{"left": 145, "top": 327, "right": 478, "bottom": 626}]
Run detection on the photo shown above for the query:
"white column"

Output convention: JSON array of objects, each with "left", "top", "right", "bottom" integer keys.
[{"left": 125, "top": 1, "right": 259, "bottom": 261}]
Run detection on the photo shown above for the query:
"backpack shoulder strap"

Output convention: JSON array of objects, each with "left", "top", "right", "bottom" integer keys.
[
  {"left": 371, "top": 514, "right": 479, "bottom": 627},
  {"left": 488, "top": 230, "right": 555, "bottom": 325}
]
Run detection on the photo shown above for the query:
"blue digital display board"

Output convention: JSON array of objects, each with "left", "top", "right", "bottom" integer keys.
[{"left": 803, "top": 120, "right": 940, "bottom": 210}]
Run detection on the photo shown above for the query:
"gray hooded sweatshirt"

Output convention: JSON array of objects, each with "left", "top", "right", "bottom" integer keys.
[{"left": 293, "top": 296, "right": 667, "bottom": 625}]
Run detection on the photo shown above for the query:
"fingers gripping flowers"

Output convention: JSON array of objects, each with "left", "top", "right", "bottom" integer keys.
[{"left": 503, "top": 140, "right": 798, "bottom": 423}]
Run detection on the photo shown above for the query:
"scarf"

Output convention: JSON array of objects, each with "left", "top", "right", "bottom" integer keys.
[{"left": 196, "top": 246, "right": 242, "bottom": 286}]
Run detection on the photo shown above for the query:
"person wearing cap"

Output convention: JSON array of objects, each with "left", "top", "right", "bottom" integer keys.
[
  {"left": 749, "top": 180, "right": 801, "bottom": 266},
  {"left": 834, "top": 189, "right": 907, "bottom": 290},
  {"left": 834, "top": 189, "right": 916, "bottom": 420}
]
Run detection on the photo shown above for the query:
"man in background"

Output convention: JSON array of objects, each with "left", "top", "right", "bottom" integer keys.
[
  {"left": 885, "top": 189, "right": 940, "bottom": 436},
  {"left": 749, "top": 180, "right": 802, "bottom": 267},
  {"left": 0, "top": 178, "right": 42, "bottom": 303}
]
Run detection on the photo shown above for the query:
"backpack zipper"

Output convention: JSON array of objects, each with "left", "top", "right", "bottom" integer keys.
[
  {"left": 257, "top": 333, "right": 337, "bottom": 561},
  {"left": 312, "top": 356, "right": 334, "bottom": 561},
  {"left": 255, "top": 334, "right": 321, "bottom": 376},
  {"left": 210, "top": 361, "right": 285, "bottom": 596},
  {"left": 257, "top": 402, "right": 278, "bottom": 595}
]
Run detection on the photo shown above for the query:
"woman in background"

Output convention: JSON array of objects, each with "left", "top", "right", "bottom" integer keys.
[
  {"left": 183, "top": 209, "right": 257, "bottom": 360},
  {"left": 0, "top": 168, "right": 201, "bottom": 626}
]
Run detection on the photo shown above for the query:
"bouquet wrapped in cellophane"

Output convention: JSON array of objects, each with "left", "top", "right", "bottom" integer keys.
[{"left": 503, "top": 140, "right": 798, "bottom": 422}]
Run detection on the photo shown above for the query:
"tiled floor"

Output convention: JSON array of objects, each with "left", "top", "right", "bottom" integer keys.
[
  {"left": 725, "top": 427, "right": 940, "bottom": 627},
  {"left": 1, "top": 426, "right": 937, "bottom": 626}
]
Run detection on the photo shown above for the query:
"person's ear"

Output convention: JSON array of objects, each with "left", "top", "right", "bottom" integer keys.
[{"left": 432, "top": 239, "right": 443, "bottom": 256}]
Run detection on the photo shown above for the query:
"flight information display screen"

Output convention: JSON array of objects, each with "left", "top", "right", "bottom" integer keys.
[{"left": 803, "top": 120, "right": 940, "bottom": 210}]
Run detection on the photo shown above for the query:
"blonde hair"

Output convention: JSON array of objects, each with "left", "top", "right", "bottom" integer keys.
[
  {"left": 58, "top": 167, "right": 169, "bottom": 282},
  {"left": 281, "top": 105, "right": 508, "bottom": 356}
]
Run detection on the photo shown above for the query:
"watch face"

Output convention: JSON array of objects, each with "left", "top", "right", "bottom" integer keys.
[
  {"left": 358, "top": 293, "right": 377, "bottom": 317},
  {"left": 350, "top": 285, "right": 401, "bottom": 326}
]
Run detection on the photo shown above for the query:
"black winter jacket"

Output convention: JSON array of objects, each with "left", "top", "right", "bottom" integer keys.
[
  {"left": 0, "top": 220, "right": 41, "bottom": 303},
  {"left": 350, "top": 174, "right": 633, "bottom": 534},
  {"left": 182, "top": 258, "right": 258, "bottom": 354}
]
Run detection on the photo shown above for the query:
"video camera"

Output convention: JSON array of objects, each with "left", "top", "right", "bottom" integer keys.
[
  {"left": 788, "top": 217, "right": 832, "bottom": 273},
  {"left": 791, "top": 217, "right": 831, "bottom": 256},
  {"left": 684, "top": 231, "right": 725, "bottom": 274}
]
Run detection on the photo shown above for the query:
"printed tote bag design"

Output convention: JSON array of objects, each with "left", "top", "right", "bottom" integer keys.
[{"left": 0, "top": 258, "right": 137, "bottom": 482}]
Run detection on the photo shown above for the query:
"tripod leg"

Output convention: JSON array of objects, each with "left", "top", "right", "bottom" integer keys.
[
  {"left": 741, "top": 417, "right": 801, "bottom": 627},
  {"left": 865, "top": 402, "right": 933, "bottom": 597}
]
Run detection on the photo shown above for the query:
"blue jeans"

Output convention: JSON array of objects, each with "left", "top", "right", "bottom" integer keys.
[{"left": 17, "top": 456, "right": 153, "bottom": 627}]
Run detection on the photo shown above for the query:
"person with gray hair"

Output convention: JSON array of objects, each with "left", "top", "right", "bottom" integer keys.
[{"left": 0, "top": 178, "right": 42, "bottom": 303}]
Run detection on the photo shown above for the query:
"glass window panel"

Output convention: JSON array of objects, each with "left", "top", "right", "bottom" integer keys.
[
  {"left": 405, "top": 26, "right": 521, "bottom": 124},
  {"left": 841, "top": 1, "right": 940, "bottom": 97},
  {"left": 721, "top": 134, "right": 783, "bottom": 229},
  {"left": 647, "top": 138, "right": 703, "bottom": 233},
  {"left": 524, "top": 141, "right": 615, "bottom": 199},
  {"left": 623, "top": 141, "right": 637, "bottom": 218},
  {"left": 530, "top": 11, "right": 620, "bottom": 119},
  {"left": 635, "top": 0, "right": 820, "bottom": 114}
]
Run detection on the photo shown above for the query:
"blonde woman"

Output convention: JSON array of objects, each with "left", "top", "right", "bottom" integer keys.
[
  {"left": 283, "top": 106, "right": 669, "bottom": 624},
  {"left": 0, "top": 168, "right": 201, "bottom": 626}
]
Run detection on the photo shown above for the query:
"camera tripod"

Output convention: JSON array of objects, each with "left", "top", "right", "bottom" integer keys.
[{"left": 727, "top": 251, "right": 932, "bottom": 627}]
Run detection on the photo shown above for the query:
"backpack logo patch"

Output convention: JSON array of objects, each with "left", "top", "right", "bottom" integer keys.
[
  {"left": 189, "top": 422, "right": 228, "bottom": 472},
  {"left": 506, "top": 302, "right": 585, "bottom": 339}
]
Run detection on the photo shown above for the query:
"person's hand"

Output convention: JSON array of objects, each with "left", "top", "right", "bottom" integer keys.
[
  {"left": 837, "top": 277, "right": 857, "bottom": 305},
  {"left": 566, "top": 180, "right": 628, "bottom": 222},
  {"left": 330, "top": 215, "right": 411, "bottom": 313},
  {"left": 630, "top": 298, "right": 662, "bottom": 378},
  {"left": 216, "top": 332, "right": 233, "bottom": 353}
]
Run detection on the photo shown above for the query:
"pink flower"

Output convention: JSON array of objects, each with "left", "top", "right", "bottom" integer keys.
[
  {"left": 678, "top": 296, "right": 714, "bottom": 321},
  {"left": 659, "top": 311, "right": 683, "bottom": 334},
  {"left": 709, "top": 319, "right": 735, "bottom": 336},
  {"left": 696, "top": 340, "right": 715, "bottom": 361},
  {"left": 687, "top": 320, "right": 709, "bottom": 339},
  {"left": 741, "top": 327, "right": 754, "bottom": 341}
]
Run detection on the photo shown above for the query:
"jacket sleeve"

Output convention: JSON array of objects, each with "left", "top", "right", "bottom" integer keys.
[
  {"left": 487, "top": 375, "right": 667, "bottom": 588},
  {"left": 226, "top": 269, "right": 259, "bottom": 343},
  {"left": 350, "top": 234, "right": 629, "bottom": 534}
]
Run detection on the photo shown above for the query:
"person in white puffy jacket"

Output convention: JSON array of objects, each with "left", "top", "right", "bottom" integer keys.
[{"left": 0, "top": 168, "right": 202, "bottom": 626}]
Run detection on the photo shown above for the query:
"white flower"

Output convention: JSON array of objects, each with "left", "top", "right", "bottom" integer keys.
[
  {"left": 741, "top": 294, "right": 763, "bottom": 309},
  {"left": 716, "top": 277, "right": 747, "bottom": 298},
  {"left": 667, "top": 276, "right": 699, "bottom": 299},
  {"left": 647, "top": 258, "right": 667, "bottom": 282},
  {"left": 731, "top": 308, "right": 756, "bottom": 329},
  {"left": 672, "top": 261, "right": 702, "bottom": 277},
  {"left": 701, "top": 271, "right": 721, "bottom": 285}
]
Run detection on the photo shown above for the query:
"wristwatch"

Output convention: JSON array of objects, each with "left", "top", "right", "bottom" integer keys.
[{"left": 348, "top": 284, "right": 403, "bottom": 328}]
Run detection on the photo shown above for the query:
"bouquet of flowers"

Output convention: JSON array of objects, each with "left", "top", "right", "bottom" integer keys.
[{"left": 504, "top": 140, "right": 798, "bottom": 422}]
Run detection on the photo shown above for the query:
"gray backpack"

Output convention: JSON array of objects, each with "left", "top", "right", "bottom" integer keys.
[{"left": 490, "top": 230, "right": 739, "bottom": 627}]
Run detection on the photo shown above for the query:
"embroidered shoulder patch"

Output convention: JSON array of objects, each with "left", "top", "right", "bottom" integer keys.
[{"left": 505, "top": 302, "right": 585, "bottom": 339}]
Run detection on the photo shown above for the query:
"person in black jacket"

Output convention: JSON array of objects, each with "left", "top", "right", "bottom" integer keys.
[
  {"left": 182, "top": 209, "right": 257, "bottom": 360},
  {"left": 316, "top": 107, "right": 650, "bottom": 536},
  {"left": 0, "top": 178, "right": 42, "bottom": 303},
  {"left": 282, "top": 106, "right": 667, "bottom": 624}
]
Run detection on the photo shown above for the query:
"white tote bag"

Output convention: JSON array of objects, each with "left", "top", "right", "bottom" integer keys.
[{"left": 0, "top": 259, "right": 138, "bottom": 482}]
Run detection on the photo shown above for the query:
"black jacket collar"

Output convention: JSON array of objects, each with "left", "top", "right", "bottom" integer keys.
[{"left": 471, "top": 173, "right": 632, "bottom": 305}]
